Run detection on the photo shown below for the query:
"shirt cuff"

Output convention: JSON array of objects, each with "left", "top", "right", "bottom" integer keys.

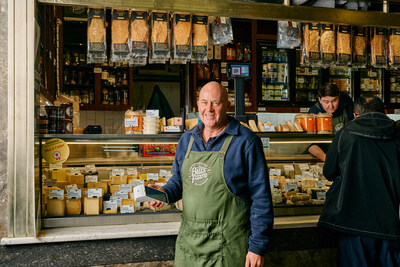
[{"left": 248, "top": 244, "right": 267, "bottom": 257}]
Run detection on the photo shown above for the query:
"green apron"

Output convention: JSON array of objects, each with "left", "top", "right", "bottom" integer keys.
[
  {"left": 316, "top": 103, "right": 349, "bottom": 134},
  {"left": 174, "top": 135, "right": 250, "bottom": 267}
]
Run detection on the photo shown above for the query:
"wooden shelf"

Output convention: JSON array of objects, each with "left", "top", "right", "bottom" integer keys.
[{"left": 79, "top": 103, "right": 131, "bottom": 111}]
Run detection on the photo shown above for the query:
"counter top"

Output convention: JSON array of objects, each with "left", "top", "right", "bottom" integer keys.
[{"left": 1, "top": 215, "right": 320, "bottom": 245}]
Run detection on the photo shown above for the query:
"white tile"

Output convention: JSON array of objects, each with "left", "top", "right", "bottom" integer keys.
[
  {"left": 105, "top": 111, "right": 114, "bottom": 120},
  {"left": 86, "top": 119, "right": 96, "bottom": 126},
  {"left": 96, "top": 111, "right": 105, "bottom": 124},
  {"left": 80, "top": 111, "right": 87, "bottom": 127},
  {"left": 86, "top": 111, "right": 96, "bottom": 120}
]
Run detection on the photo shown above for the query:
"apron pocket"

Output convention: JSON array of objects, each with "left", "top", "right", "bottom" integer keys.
[{"left": 177, "top": 215, "right": 223, "bottom": 260}]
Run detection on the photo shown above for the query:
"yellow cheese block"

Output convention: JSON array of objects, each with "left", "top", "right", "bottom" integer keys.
[
  {"left": 43, "top": 185, "right": 60, "bottom": 202},
  {"left": 139, "top": 174, "right": 147, "bottom": 180},
  {"left": 109, "top": 184, "right": 120, "bottom": 194},
  {"left": 47, "top": 199, "right": 65, "bottom": 217},
  {"left": 110, "top": 175, "right": 128, "bottom": 185},
  {"left": 185, "top": 118, "right": 198, "bottom": 130},
  {"left": 103, "top": 208, "right": 117, "bottom": 214},
  {"left": 51, "top": 169, "right": 68, "bottom": 182},
  {"left": 128, "top": 192, "right": 135, "bottom": 199},
  {"left": 121, "top": 199, "right": 136, "bottom": 206},
  {"left": 127, "top": 175, "right": 138, "bottom": 184},
  {"left": 44, "top": 168, "right": 51, "bottom": 179},
  {"left": 87, "top": 181, "right": 108, "bottom": 195},
  {"left": 67, "top": 174, "right": 84, "bottom": 184},
  {"left": 56, "top": 181, "right": 69, "bottom": 191},
  {"left": 66, "top": 199, "right": 82, "bottom": 215},
  {"left": 167, "top": 117, "right": 182, "bottom": 126},
  {"left": 158, "top": 177, "right": 166, "bottom": 183},
  {"left": 83, "top": 197, "right": 100, "bottom": 215}
]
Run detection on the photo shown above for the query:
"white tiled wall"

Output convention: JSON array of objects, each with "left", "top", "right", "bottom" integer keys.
[{"left": 80, "top": 111, "right": 125, "bottom": 134}]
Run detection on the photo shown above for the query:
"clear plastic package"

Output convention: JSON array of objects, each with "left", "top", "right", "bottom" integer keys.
[
  {"left": 277, "top": 21, "right": 301, "bottom": 49},
  {"left": 191, "top": 15, "right": 208, "bottom": 63},
  {"left": 336, "top": 25, "right": 352, "bottom": 65},
  {"left": 149, "top": 11, "right": 169, "bottom": 64},
  {"left": 301, "top": 23, "right": 321, "bottom": 66},
  {"left": 211, "top": 17, "right": 233, "bottom": 45},
  {"left": 388, "top": 28, "right": 400, "bottom": 68},
  {"left": 87, "top": 8, "right": 107, "bottom": 64},
  {"left": 171, "top": 13, "right": 191, "bottom": 64},
  {"left": 370, "top": 27, "right": 388, "bottom": 68},
  {"left": 111, "top": 9, "right": 130, "bottom": 63},
  {"left": 352, "top": 26, "right": 367, "bottom": 68},
  {"left": 130, "top": 10, "right": 149, "bottom": 66},
  {"left": 320, "top": 24, "right": 336, "bottom": 66}
]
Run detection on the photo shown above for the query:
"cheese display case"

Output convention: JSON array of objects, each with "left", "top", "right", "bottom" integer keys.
[{"left": 39, "top": 133, "right": 332, "bottom": 228}]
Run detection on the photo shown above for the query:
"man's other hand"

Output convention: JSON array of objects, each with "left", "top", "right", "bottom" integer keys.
[
  {"left": 147, "top": 184, "right": 165, "bottom": 208},
  {"left": 245, "top": 251, "right": 264, "bottom": 267}
]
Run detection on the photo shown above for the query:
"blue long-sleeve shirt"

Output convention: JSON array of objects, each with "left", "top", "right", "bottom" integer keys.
[{"left": 163, "top": 117, "right": 273, "bottom": 256}]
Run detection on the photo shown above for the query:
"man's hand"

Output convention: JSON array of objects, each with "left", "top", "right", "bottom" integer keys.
[
  {"left": 245, "top": 251, "right": 264, "bottom": 267},
  {"left": 147, "top": 184, "right": 165, "bottom": 208}
]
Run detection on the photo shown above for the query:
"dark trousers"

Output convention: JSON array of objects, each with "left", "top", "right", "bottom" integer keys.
[{"left": 338, "top": 233, "right": 400, "bottom": 267}]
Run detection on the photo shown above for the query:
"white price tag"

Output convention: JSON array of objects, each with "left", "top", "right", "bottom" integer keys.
[
  {"left": 302, "top": 171, "right": 314, "bottom": 178},
  {"left": 221, "top": 62, "right": 227, "bottom": 68},
  {"left": 316, "top": 191, "right": 326, "bottom": 200},
  {"left": 110, "top": 196, "right": 121, "bottom": 207},
  {"left": 298, "top": 164, "right": 309, "bottom": 171},
  {"left": 269, "top": 169, "right": 281, "bottom": 176},
  {"left": 119, "top": 184, "right": 132, "bottom": 193},
  {"left": 88, "top": 188, "right": 102, "bottom": 198},
  {"left": 94, "top": 67, "right": 102, "bottom": 73},
  {"left": 85, "top": 164, "right": 96, "bottom": 173},
  {"left": 67, "top": 189, "right": 81, "bottom": 199},
  {"left": 49, "top": 163, "right": 63, "bottom": 170},
  {"left": 285, "top": 182, "right": 298, "bottom": 192},
  {"left": 284, "top": 165, "right": 295, "bottom": 171},
  {"left": 43, "top": 179, "right": 57, "bottom": 186},
  {"left": 85, "top": 175, "right": 98, "bottom": 183},
  {"left": 146, "top": 110, "right": 159, "bottom": 117},
  {"left": 127, "top": 168, "right": 138, "bottom": 176},
  {"left": 65, "top": 184, "right": 78, "bottom": 191},
  {"left": 132, "top": 179, "right": 144, "bottom": 186},
  {"left": 295, "top": 175, "right": 303, "bottom": 182},
  {"left": 125, "top": 117, "right": 138, "bottom": 127},
  {"left": 164, "top": 126, "right": 180, "bottom": 132},
  {"left": 159, "top": 169, "right": 172, "bottom": 179},
  {"left": 103, "top": 200, "right": 118, "bottom": 210},
  {"left": 49, "top": 189, "right": 64, "bottom": 199},
  {"left": 115, "top": 192, "right": 128, "bottom": 199},
  {"left": 69, "top": 168, "right": 81, "bottom": 175},
  {"left": 112, "top": 169, "right": 125, "bottom": 176},
  {"left": 120, "top": 205, "right": 135, "bottom": 214},
  {"left": 261, "top": 138, "right": 270, "bottom": 149},
  {"left": 316, "top": 180, "right": 326, "bottom": 188},
  {"left": 147, "top": 173, "right": 159, "bottom": 181},
  {"left": 298, "top": 77, "right": 305, "bottom": 83},
  {"left": 155, "top": 182, "right": 166, "bottom": 187},
  {"left": 270, "top": 179, "right": 279, "bottom": 188}
]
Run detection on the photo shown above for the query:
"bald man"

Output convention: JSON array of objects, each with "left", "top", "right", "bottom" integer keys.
[{"left": 149, "top": 82, "right": 273, "bottom": 267}]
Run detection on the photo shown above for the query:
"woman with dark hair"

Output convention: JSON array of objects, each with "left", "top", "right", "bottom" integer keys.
[{"left": 307, "top": 82, "right": 354, "bottom": 161}]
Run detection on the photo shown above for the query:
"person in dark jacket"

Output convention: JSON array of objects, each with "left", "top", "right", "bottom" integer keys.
[
  {"left": 149, "top": 82, "right": 273, "bottom": 267},
  {"left": 308, "top": 83, "right": 354, "bottom": 161},
  {"left": 318, "top": 95, "right": 400, "bottom": 267}
]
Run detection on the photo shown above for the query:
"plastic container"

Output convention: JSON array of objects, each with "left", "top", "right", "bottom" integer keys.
[
  {"left": 295, "top": 114, "right": 316, "bottom": 134},
  {"left": 316, "top": 113, "right": 333, "bottom": 134}
]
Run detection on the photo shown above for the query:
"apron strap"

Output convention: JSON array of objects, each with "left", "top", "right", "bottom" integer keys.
[
  {"left": 185, "top": 136, "right": 195, "bottom": 159},
  {"left": 220, "top": 135, "right": 233, "bottom": 155}
]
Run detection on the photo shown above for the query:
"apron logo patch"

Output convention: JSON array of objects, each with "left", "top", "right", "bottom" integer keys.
[{"left": 189, "top": 162, "right": 211, "bottom": 186}]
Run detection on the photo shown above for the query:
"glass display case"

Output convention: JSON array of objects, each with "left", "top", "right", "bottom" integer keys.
[
  {"left": 328, "top": 66, "right": 353, "bottom": 98},
  {"left": 359, "top": 67, "right": 384, "bottom": 99},
  {"left": 39, "top": 133, "right": 332, "bottom": 228},
  {"left": 388, "top": 69, "right": 400, "bottom": 104}
]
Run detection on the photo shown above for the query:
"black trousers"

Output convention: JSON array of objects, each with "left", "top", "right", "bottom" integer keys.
[{"left": 338, "top": 233, "right": 400, "bottom": 267}]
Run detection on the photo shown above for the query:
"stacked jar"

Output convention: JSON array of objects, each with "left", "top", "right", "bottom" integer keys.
[{"left": 143, "top": 116, "right": 159, "bottom": 134}]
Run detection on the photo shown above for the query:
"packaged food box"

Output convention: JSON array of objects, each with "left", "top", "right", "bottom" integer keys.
[{"left": 140, "top": 144, "right": 176, "bottom": 157}]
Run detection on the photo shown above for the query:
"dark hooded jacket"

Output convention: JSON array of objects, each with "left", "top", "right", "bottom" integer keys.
[{"left": 318, "top": 112, "right": 400, "bottom": 241}]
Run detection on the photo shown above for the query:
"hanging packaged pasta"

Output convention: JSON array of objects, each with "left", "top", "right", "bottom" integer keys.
[
  {"left": 87, "top": 8, "right": 106, "bottom": 64},
  {"left": 320, "top": 24, "right": 336, "bottom": 66},
  {"left": 336, "top": 25, "right": 352, "bottom": 65},
  {"left": 171, "top": 13, "right": 191, "bottom": 64},
  {"left": 352, "top": 26, "right": 367, "bottom": 68},
  {"left": 370, "top": 27, "right": 388, "bottom": 68},
  {"left": 111, "top": 9, "right": 130, "bottom": 62},
  {"left": 130, "top": 10, "right": 149, "bottom": 66},
  {"left": 388, "top": 28, "right": 400, "bottom": 68},
  {"left": 149, "top": 11, "right": 170, "bottom": 64},
  {"left": 302, "top": 23, "right": 321, "bottom": 66},
  {"left": 192, "top": 15, "right": 208, "bottom": 63}
]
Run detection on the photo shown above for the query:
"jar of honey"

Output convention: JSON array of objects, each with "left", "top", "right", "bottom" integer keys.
[{"left": 316, "top": 113, "right": 333, "bottom": 134}]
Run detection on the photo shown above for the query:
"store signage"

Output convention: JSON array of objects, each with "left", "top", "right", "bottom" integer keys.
[
  {"left": 85, "top": 175, "right": 98, "bottom": 183},
  {"left": 103, "top": 200, "right": 117, "bottom": 210},
  {"left": 147, "top": 173, "right": 159, "bottom": 181},
  {"left": 119, "top": 184, "right": 132, "bottom": 193},
  {"left": 132, "top": 179, "right": 144, "bottom": 186},
  {"left": 88, "top": 188, "right": 102, "bottom": 198},
  {"left": 49, "top": 189, "right": 64, "bottom": 199},
  {"left": 67, "top": 189, "right": 81, "bottom": 199},
  {"left": 127, "top": 168, "right": 138, "bottom": 176},
  {"left": 120, "top": 205, "right": 135, "bottom": 214},
  {"left": 146, "top": 110, "right": 159, "bottom": 117},
  {"left": 42, "top": 138, "right": 70, "bottom": 164}
]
